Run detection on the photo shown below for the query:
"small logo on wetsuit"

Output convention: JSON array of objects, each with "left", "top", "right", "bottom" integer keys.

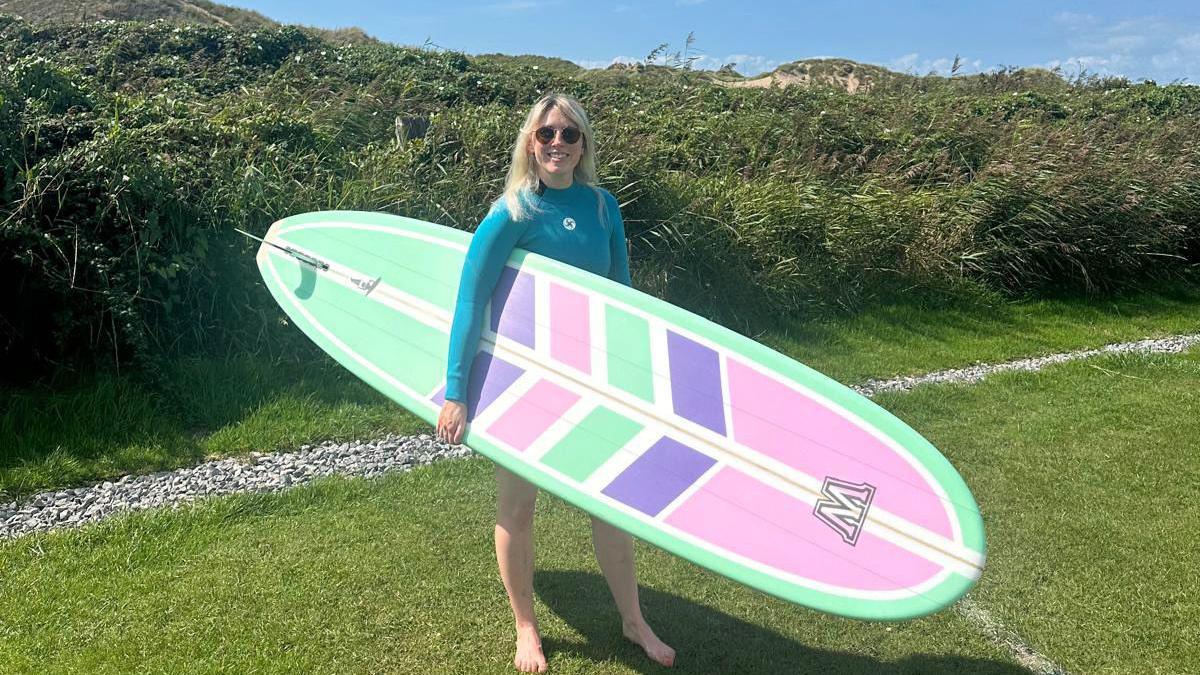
[
  {"left": 562, "top": 217, "right": 576, "bottom": 231},
  {"left": 813, "top": 476, "right": 877, "bottom": 546}
]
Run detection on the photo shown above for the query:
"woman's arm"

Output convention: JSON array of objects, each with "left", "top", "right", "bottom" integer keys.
[
  {"left": 444, "top": 203, "right": 528, "bottom": 403},
  {"left": 605, "top": 191, "right": 633, "bottom": 287}
]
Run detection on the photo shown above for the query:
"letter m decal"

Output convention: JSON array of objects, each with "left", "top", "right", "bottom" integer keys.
[{"left": 813, "top": 477, "right": 877, "bottom": 546}]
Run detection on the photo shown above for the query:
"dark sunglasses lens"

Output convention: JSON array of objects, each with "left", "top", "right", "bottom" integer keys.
[
  {"left": 535, "top": 126, "right": 555, "bottom": 144},
  {"left": 561, "top": 127, "right": 581, "bottom": 144}
]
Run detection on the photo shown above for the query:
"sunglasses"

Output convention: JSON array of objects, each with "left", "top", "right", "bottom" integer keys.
[{"left": 534, "top": 125, "right": 582, "bottom": 145}]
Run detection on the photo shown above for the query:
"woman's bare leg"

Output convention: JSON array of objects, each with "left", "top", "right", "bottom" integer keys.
[
  {"left": 590, "top": 517, "right": 675, "bottom": 667},
  {"left": 495, "top": 465, "right": 546, "bottom": 672}
]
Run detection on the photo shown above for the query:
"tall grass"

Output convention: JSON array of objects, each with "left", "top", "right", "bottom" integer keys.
[{"left": 1, "top": 16, "right": 1198, "bottom": 380}]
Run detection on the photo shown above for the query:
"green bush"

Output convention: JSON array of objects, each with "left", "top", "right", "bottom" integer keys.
[{"left": 1, "top": 15, "right": 1197, "bottom": 381}]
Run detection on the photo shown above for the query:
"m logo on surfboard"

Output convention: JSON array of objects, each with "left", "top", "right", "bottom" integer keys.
[{"left": 813, "top": 477, "right": 877, "bottom": 546}]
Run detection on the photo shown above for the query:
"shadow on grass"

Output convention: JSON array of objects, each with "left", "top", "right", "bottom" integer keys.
[
  {"left": 535, "top": 570, "right": 1024, "bottom": 674},
  {"left": 0, "top": 354, "right": 415, "bottom": 501}
]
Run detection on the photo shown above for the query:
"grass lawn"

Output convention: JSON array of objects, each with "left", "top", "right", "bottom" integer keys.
[
  {"left": 0, "top": 461, "right": 1017, "bottom": 674},
  {"left": 3, "top": 282, "right": 1198, "bottom": 503},
  {"left": 765, "top": 281, "right": 1200, "bottom": 383},
  {"left": 2, "top": 348, "right": 1197, "bottom": 673}
]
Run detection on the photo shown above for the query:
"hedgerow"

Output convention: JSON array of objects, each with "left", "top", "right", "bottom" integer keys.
[{"left": 1, "top": 15, "right": 1197, "bottom": 381}]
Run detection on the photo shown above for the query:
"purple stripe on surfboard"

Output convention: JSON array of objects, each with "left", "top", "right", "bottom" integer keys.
[
  {"left": 666, "top": 467, "right": 943, "bottom": 591},
  {"left": 490, "top": 267, "right": 535, "bottom": 349},
  {"left": 725, "top": 358, "right": 955, "bottom": 539},
  {"left": 602, "top": 437, "right": 716, "bottom": 516},
  {"left": 431, "top": 351, "right": 523, "bottom": 422},
  {"left": 667, "top": 331, "right": 727, "bottom": 435}
]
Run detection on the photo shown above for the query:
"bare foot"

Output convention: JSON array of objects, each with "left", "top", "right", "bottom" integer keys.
[
  {"left": 623, "top": 620, "right": 675, "bottom": 667},
  {"left": 514, "top": 624, "right": 548, "bottom": 673}
]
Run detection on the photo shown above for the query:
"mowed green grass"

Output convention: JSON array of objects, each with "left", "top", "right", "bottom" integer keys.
[
  {"left": 0, "top": 461, "right": 1017, "bottom": 674},
  {"left": 2, "top": 349, "right": 1197, "bottom": 673},
  {"left": 766, "top": 281, "right": 1200, "bottom": 383},
  {"left": 0, "top": 356, "right": 428, "bottom": 502},
  {"left": 874, "top": 349, "right": 1200, "bottom": 674},
  {"left": 4, "top": 282, "right": 1198, "bottom": 503}
]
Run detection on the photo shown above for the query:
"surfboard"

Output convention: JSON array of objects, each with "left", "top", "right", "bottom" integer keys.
[{"left": 251, "top": 210, "right": 985, "bottom": 620}]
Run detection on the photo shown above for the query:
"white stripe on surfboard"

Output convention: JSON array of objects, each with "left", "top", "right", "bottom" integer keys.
[
  {"left": 273, "top": 218, "right": 958, "bottom": 532},
  {"left": 589, "top": 290, "right": 607, "bottom": 388},
  {"left": 581, "top": 427, "right": 663, "bottom": 492},
  {"left": 655, "top": 460, "right": 724, "bottom": 523},
  {"left": 647, "top": 321, "right": 674, "bottom": 415},
  {"left": 264, "top": 244, "right": 965, "bottom": 603},
  {"left": 718, "top": 350, "right": 735, "bottom": 443},
  {"left": 467, "top": 370, "right": 540, "bottom": 433},
  {"left": 522, "top": 397, "right": 594, "bottom": 463},
  {"left": 268, "top": 228, "right": 981, "bottom": 572},
  {"left": 276, "top": 220, "right": 469, "bottom": 253}
]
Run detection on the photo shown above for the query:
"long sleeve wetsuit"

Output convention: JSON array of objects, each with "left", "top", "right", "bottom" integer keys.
[{"left": 444, "top": 182, "right": 631, "bottom": 404}]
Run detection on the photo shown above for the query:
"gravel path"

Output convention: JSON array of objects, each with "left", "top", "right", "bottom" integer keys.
[
  {"left": 1, "top": 435, "right": 470, "bottom": 540},
  {"left": 3, "top": 333, "right": 1197, "bottom": 541},
  {"left": 852, "top": 333, "right": 1200, "bottom": 397}
]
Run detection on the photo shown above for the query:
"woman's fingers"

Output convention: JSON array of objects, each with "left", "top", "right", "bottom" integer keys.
[{"left": 437, "top": 401, "right": 468, "bottom": 444}]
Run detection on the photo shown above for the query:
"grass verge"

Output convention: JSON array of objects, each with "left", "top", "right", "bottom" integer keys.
[
  {"left": 2, "top": 345, "right": 1190, "bottom": 667},
  {"left": 2, "top": 348, "right": 1196, "bottom": 672},
  {"left": 0, "top": 459, "right": 1016, "bottom": 674},
  {"left": 0, "top": 355, "right": 426, "bottom": 502},
  {"left": 875, "top": 348, "right": 1200, "bottom": 674},
  {"left": 766, "top": 281, "right": 1200, "bottom": 382}
]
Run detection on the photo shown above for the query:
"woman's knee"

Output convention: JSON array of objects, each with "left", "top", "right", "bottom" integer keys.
[{"left": 496, "top": 466, "right": 538, "bottom": 526}]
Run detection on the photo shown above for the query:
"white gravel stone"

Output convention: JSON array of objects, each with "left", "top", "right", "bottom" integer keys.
[
  {"left": 852, "top": 334, "right": 1200, "bottom": 397},
  {"left": 1, "top": 433, "right": 470, "bottom": 540}
]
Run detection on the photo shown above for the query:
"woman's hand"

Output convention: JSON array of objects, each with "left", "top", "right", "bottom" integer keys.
[{"left": 436, "top": 400, "right": 468, "bottom": 444}]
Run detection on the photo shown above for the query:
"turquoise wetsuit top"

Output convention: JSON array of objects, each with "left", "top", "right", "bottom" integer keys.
[{"left": 444, "top": 181, "right": 631, "bottom": 403}]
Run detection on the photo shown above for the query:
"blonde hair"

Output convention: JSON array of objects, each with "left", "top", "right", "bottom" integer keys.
[{"left": 498, "top": 93, "right": 607, "bottom": 224}]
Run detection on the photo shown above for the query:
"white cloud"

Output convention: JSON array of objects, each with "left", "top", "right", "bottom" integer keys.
[
  {"left": 484, "top": 0, "right": 558, "bottom": 12},
  {"left": 1053, "top": 12, "right": 1101, "bottom": 29},
  {"left": 890, "top": 52, "right": 920, "bottom": 72},
  {"left": 692, "top": 54, "right": 782, "bottom": 75},
  {"left": 573, "top": 55, "right": 641, "bottom": 70},
  {"left": 572, "top": 53, "right": 781, "bottom": 77},
  {"left": 1177, "top": 33, "right": 1200, "bottom": 51},
  {"left": 887, "top": 53, "right": 989, "bottom": 76},
  {"left": 1050, "top": 13, "right": 1199, "bottom": 82}
]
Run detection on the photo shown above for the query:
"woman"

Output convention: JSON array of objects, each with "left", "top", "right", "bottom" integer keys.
[{"left": 435, "top": 93, "right": 676, "bottom": 672}]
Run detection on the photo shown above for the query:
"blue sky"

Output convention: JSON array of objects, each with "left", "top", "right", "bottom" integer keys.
[{"left": 225, "top": 1, "right": 1200, "bottom": 83}]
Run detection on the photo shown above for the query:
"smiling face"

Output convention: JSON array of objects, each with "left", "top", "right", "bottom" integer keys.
[{"left": 527, "top": 105, "right": 584, "bottom": 188}]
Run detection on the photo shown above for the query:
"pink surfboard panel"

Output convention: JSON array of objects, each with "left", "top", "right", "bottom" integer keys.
[
  {"left": 486, "top": 379, "right": 580, "bottom": 452},
  {"left": 726, "top": 358, "right": 954, "bottom": 539},
  {"left": 666, "top": 467, "right": 943, "bottom": 591},
  {"left": 549, "top": 282, "right": 591, "bottom": 374}
]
